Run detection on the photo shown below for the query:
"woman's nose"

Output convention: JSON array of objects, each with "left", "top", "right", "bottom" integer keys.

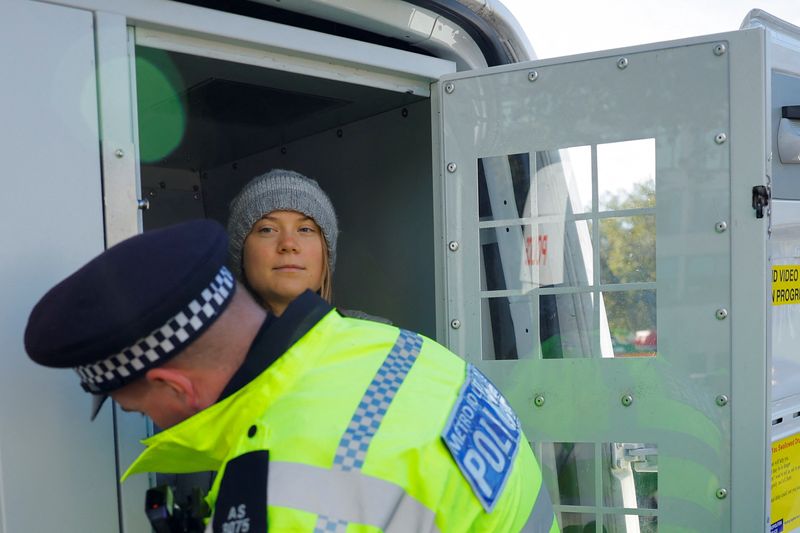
[{"left": 278, "top": 233, "right": 298, "bottom": 252}]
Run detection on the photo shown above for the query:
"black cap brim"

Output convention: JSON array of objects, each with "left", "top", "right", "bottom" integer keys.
[{"left": 91, "top": 393, "right": 108, "bottom": 421}]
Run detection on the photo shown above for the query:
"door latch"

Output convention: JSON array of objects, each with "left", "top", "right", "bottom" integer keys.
[{"left": 753, "top": 185, "right": 770, "bottom": 219}]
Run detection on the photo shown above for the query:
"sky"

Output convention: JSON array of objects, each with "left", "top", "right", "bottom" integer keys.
[
  {"left": 497, "top": 0, "right": 800, "bottom": 205},
  {"left": 499, "top": 0, "right": 800, "bottom": 60}
]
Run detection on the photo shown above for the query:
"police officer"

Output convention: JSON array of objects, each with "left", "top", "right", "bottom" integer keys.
[{"left": 24, "top": 219, "right": 558, "bottom": 533}]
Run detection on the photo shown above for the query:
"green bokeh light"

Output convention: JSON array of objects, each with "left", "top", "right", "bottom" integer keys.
[{"left": 135, "top": 49, "right": 186, "bottom": 163}]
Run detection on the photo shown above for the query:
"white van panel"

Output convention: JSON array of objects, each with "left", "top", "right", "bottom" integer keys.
[
  {"left": 0, "top": 2, "right": 119, "bottom": 532},
  {"left": 44, "top": 0, "right": 455, "bottom": 94}
]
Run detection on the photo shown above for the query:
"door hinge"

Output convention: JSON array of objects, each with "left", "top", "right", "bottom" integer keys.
[
  {"left": 753, "top": 185, "right": 770, "bottom": 219},
  {"left": 611, "top": 442, "right": 658, "bottom": 474}
]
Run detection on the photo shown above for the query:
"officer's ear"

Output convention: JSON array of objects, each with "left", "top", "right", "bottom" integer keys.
[{"left": 144, "top": 367, "right": 200, "bottom": 410}]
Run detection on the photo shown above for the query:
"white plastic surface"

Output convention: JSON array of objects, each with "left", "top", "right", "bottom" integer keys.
[{"left": 742, "top": 9, "right": 800, "bottom": 78}]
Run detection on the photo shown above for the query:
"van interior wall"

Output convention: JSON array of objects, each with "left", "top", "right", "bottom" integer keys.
[
  {"left": 140, "top": 167, "right": 205, "bottom": 228},
  {"left": 141, "top": 99, "right": 435, "bottom": 336}
]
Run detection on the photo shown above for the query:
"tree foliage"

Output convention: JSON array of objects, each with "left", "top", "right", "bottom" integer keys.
[{"left": 599, "top": 181, "right": 656, "bottom": 343}]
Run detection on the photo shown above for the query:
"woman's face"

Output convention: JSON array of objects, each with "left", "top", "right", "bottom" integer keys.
[{"left": 242, "top": 210, "right": 325, "bottom": 315}]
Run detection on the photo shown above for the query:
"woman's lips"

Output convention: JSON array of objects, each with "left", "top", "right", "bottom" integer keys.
[{"left": 274, "top": 264, "right": 305, "bottom": 271}]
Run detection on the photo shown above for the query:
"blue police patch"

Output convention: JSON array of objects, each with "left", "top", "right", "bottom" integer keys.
[{"left": 442, "top": 364, "right": 521, "bottom": 512}]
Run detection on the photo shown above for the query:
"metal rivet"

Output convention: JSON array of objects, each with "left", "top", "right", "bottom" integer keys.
[
  {"left": 445, "top": 82, "right": 455, "bottom": 94},
  {"left": 450, "top": 319, "right": 461, "bottom": 329},
  {"left": 534, "top": 394, "right": 545, "bottom": 407},
  {"left": 621, "top": 394, "right": 633, "bottom": 407},
  {"left": 447, "top": 162, "right": 457, "bottom": 173},
  {"left": 713, "top": 43, "right": 727, "bottom": 56},
  {"left": 716, "top": 488, "right": 728, "bottom": 500},
  {"left": 617, "top": 57, "right": 629, "bottom": 69},
  {"left": 716, "top": 394, "right": 729, "bottom": 407},
  {"left": 716, "top": 308, "right": 728, "bottom": 320},
  {"left": 114, "top": 148, "right": 125, "bottom": 158},
  {"left": 137, "top": 198, "right": 150, "bottom": 211},
  {"left": 715, "top": 221, "right": 728, "bottom": 233},
  {"left": 401, "top": 108, "right": 409, "bottom": 118},
  {"left": 448, "top": 241, "right": 460, "bottom": 252},
  {"left": 528, "top": 70, "right": 539, "bottom": 82},
  {"left": 715, "top": 132, "right": 728, "bottom": 144},
  {"left": 336, "top": 129, "right": 343, "bottom": 138}
]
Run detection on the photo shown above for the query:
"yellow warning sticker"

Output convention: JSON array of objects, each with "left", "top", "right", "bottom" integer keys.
[
  {"left": 771, "top": 434, "right": 800, "bottom": 533},
  {"left": 772, "top": 266, "right": 800, "bottom": 306}
]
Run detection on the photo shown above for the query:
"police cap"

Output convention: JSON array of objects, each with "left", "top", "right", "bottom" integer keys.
[{"left": 24, "top": 219, "right": 236, "bottom": 419}]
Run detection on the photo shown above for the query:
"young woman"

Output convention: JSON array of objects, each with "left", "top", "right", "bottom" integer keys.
[
  {"left": 227, "top": 169, "right": 336, "bottom": 316},
  {"left": 228, "top": 168, "right": 387, "bottom": 322}
]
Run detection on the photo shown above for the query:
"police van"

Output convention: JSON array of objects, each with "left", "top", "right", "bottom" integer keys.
[{"left": 2, "top": 0, "right": 799, "bottom": 531}]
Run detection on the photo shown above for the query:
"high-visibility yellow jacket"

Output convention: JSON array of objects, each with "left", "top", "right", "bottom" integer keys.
[{"left": 123, "top": 292, "right": 558, "bottom": 533}]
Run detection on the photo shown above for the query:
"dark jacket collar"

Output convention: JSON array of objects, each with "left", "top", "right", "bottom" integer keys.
[{"left": 217, "top": 290, "right": 333, "bottom": 401}]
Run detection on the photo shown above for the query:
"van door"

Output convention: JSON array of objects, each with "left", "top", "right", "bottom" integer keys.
[{"left": 434, "top": 29, "right": 769, "bottom": 532}]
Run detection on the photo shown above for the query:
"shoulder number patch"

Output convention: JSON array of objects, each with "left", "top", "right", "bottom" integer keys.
[
  {"left": 442, "top": 364, "right": 521, "bottom": 512},
  {"left": 212, "top": 450, "right": 268, "bottom": 533}
]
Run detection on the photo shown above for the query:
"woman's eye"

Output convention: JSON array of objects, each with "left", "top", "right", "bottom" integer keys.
[
  {"left": 298, "top": 226, "right": 316, "bottom": 233},
  {"left": 257, "top": 226, "right": 275, "bottom": 234}
]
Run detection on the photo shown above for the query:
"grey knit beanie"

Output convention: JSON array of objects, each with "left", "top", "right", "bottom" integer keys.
[{"left": 227, "top": 169, "right": 338, "bottom": 281}]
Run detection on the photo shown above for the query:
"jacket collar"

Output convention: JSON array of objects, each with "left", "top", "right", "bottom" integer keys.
[
  {"left": 219, "top": 290, "right": 333, "bottom": 401},
  {"left": 121, "top": 291, "right": 334, "bottom": 480}
]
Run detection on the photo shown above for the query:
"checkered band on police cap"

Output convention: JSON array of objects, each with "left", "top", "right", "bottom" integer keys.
[
  {"left": 75, "top": 266, "right": 235, "bottom": 393},
  {"left": 24, "top": 219, "right": 235, "bottom": 400}
]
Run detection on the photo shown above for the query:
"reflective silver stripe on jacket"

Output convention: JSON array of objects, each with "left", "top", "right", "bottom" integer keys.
[
  {"left": 270, "top": 461, "right": 440, "bottom": 533},
  {"left": 519, "top": 482, "right": 556, "bottom": 533},
  {"left": 314, "top": 515, "right": 347, "bottom": 533},
  {"left": 314, "top": 329, "right": 424, "bottom": 531}
]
